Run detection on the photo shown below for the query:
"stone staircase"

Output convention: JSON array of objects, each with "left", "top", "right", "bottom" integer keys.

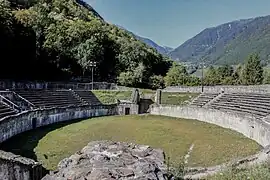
[
  {"left": 208, "top": 93, "right": 270, "bottom": 119},
  {"left": 190, "top": 93, "right": 220, "bottom": 107}
]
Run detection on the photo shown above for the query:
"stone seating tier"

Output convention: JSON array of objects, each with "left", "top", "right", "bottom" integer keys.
[
  {"left": 207, "top": 93, "right": 270, "bottom": 118},
  {"left": 0, "top": 103, "right": 16, "bottom": 119},
  {"left": 15, "top": 90, "right": 83, "bottom": 108},
  {"left": 74, "top": 91, "right": 101, "bottom": 105},
  {"left": 210, "top": 104, "right": 267, "bottom": 118},
  {"left": 215, "top": 99, "right": 270, "bottom": 110},
  {"left": 190, "top": 93, "right": 219, "bottom": 107}
]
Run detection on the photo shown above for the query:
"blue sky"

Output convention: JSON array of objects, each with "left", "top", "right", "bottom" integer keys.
[{"left": 88, "top": 0, "right": 270, "bottom": 48}]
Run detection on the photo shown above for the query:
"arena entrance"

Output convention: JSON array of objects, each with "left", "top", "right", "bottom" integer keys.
[{"left": 125, "top": 107, "right": 130, "bottom": 115}]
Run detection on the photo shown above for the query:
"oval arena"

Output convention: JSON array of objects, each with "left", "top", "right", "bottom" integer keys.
[{"left": 0, "top": 82, "right": 270, "bottom": 179}]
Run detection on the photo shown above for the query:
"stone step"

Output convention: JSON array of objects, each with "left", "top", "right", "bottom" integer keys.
[{"left": 210, "top": 104, "right": 268, "bottom": 117}]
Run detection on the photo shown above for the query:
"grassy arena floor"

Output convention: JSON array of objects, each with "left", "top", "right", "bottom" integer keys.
[{"left": 0, "top": 115, "right": 261, "bottom": 171}]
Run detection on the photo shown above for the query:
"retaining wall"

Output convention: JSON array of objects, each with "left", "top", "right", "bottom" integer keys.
[
  {"left": 0, "top": 81, "right": 118, "bottom": 90},
  {"left": 164, "top": 85, "right": 270, "bottom": 93},
  {"left": 150, "top": 105, "right": 270, "bottom": 146},
  {"left": 0, "top": 150, "right": 45, "bottom": 180},
  {"left": 0, "top": 104, "right": 117, "bottom": 180},
  {"left": 150, "top": 105, "right": 270, "bottom": 178}
]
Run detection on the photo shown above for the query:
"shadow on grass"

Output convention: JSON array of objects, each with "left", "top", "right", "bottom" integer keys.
[{"left": 0, "top": 118, "right": 90, "bottom": 164}]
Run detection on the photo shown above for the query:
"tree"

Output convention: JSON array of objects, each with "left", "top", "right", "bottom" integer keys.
[
  {"left": 117, "top": 63, "right": 146, "bottom": 87},
  {"left": 217, "top": 65, "right": 233, "bottom": 78},
  {"left": 117, "top": 71, "right": 135, "bottom": 87},
  {"left": 204, "top": 66, "right": 220, "bottom": 85},
  {"left": 74, "top": 37, "right": 104, "bottom": 75},
  {"left": 232, "top": 64, "right": 243, "bottom": 85},
  {"left": 0, "top": 0, "right": 172, "bottom": 86},
  {"left": 149, "top": 75, "right": 164, "bottom": 89},
  {"left": 186, "top": 75, "right": 200, "bottom": 86},
  {"left": 241, "top": 53, "right": 263, "bottom": 85},
  {"left": 263, "top": 68, "right": 270, "bottom": 84},
  {"left": 222, "top": 76, "right": 234, "bottom": 85},
  {"left": 164, "top": 62, "right": 188, "bottom": 86}
]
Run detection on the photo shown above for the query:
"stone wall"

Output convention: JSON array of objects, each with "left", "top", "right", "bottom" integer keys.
[
  {"left": 0, "top": 104, "right": 117, "bottom": 143},
  {"left": 150, "top": 105, "right": 270, "bottom": 178},
  {"left": 164, "top": 85, "right": 270, "bottom": 93},
  {"left": 0, "top": 104, "right": 118, "bottom": 180},
  {"left": 0, "top": 150, "right": 46, "bottom": 180},
  {"left": 117, "top": 103, "right": 139, "bottom": 115},
  {"left": 150, "top": 105, "right": 270, "bottom": 146},
  {"left": 0, "top": 81, "right": 118, "bottom": 90}
]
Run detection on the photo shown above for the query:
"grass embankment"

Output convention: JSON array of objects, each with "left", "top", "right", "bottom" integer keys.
[
  {"left": 0, "top": 115, "right": 260, "bottom": 170},
  {"left": 92, "top": 90, "right": 132, "bottom": 104},
  {"left": 161, "top": 92, "right": 199, "bottom": 105},
  {"left": 208, "top": 163, "right": 270, "bottom": 180},
  {"left": 92, "top": 90, "right": 199, "bottom": 105},
  {"left": 92, "top": 89, "right": 156, "bottom": 104}
]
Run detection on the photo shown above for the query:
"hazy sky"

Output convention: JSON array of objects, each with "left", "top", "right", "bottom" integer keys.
[{"left": 88, "top": 0, "right": 270, "bottom": 48}]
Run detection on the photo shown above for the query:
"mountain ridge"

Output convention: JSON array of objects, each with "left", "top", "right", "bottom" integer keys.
[
  {"left": 170, "top": 15, "right": 270, "bottom": 65},
  {"left": 115, "top": 25, "right": 173, "bottom": 55}
]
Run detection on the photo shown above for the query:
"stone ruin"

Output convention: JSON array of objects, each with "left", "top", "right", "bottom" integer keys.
[{"left": 42, "top": 141, "right": 169, "bottom": 180}]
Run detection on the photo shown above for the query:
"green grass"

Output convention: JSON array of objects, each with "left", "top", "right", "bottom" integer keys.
[
  {"left": 0, "top": 115, "right": 260, "bottom": 171},
  {"left": 92, "top": 90, "right": 198, "bottom": 105},
  {"left": 161, "top": 92, "right": 199, "bottom": 105},
  {"left": 92, "top": 90, "right": 132, "bottom": 104},
  {"left": 207, "top": 163, "right": 270, "bottom": 180}
]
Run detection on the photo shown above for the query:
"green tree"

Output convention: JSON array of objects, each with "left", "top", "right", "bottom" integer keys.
[
  {"left": 241, "top": 53, "right": 263, "bottom": 85},
  {"left": 0, "top": 0, "right": 171, "bottom": 86},
  {"left": 217, "top": 65, "right": 233, "bottom": 78},
  {"left": 232, "top": 64, "right": 243, "bottom": 85},
  {"left": 149, "top": 75, "right": 164, "bottom": 89},
  {"left": 204, "top": 66, "right": 220, "bottom": 85},
  {"left": 164, "top": 62, "right": 188, "bottom": 86},
  {"left": 117, "top": 71, "right": 135, "bottom": 87},
  {"left": 117, "top": 63, "right": 146, "bottom": 87},
  {"left": 186, "top": 75, "right": 200, "bottom": 86},
  {"left": 74, "top": 37, "right": 104, "bottom": 75},
  {"left": 263, "top": 68, "right": 270, "bottom": 84},
  {"left": 222, "top": 76, "right": 234, "bottom": 85}
]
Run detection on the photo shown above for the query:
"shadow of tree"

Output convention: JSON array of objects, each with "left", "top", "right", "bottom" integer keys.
[{"left": 0, "top": 118, "right": 88, "bottom": 170}]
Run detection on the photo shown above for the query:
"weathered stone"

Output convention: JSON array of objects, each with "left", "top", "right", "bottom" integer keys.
[{"left": 42, "top": 141, "right": 168, "bottom": 180}]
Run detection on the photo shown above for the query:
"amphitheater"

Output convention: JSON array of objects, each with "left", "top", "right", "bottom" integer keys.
[{"left": 1, "top": 81, "right": 270, "bottom": 179}]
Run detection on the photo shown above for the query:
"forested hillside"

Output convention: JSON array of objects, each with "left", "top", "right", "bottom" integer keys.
[
  {"left": 170, "top": 15, "right": 270, "bottom": 66},
  {"left": 116, "top": 25, "right": 173, "bottom": 56},
  {"left": 0, "top": 0, "right": 171, "bottom": 88}
]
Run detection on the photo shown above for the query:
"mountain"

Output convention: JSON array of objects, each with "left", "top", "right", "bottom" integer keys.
[
  {"left": 134, "top": 35, "right": 173, "bottom": 55},
  {"left": 163, "top": 46, "right": 174, "bottom": 52},
  {"left": 116, "top": 25, "right": 173, "bottom": 55},
  {"left": 170, "top": 15, "right": 270, "bottom": 65}
]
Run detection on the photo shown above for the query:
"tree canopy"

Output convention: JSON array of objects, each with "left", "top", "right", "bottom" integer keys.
[{"left": 0, "top": 0, "right": 172, "bottom": 87}]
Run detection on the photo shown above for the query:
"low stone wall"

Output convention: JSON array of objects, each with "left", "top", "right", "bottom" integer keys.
[
  {"left": 164, "top": 85, "right": 270, "bottom": 93},
  {"left": 0, "top": 104, "right": 117, "bottom": 180},
  {"left": 150, "top": 105, "right": 270, "bottom": 146},
  {"left": 150, "top": 105, "right": 270, "bottom": 178},
  {"left": 0, "top": 81, "right": 118, "bottom": 90},
  {"left": 0, "top": 150, "right": 46, "bottom": 180},
  {"left": 117, "top": 103, "right": 139, "bottom": 115}
]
